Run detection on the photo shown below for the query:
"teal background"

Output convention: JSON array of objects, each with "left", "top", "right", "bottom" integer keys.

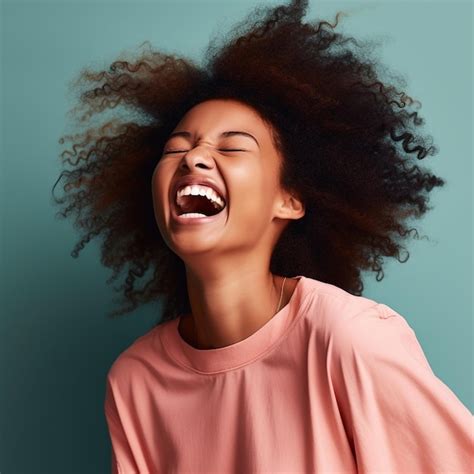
[{"left": 1, "top": 0, "right": 472, "bottom": 472}]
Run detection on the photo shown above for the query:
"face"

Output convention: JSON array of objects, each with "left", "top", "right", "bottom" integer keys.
[{"left": 151, "top": 98, "right": 303, "bottom": 263}]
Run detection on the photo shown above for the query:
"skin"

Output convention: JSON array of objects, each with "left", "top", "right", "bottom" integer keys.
[{"left": 151, "top": 98, "right": 305, "bottom": 350}]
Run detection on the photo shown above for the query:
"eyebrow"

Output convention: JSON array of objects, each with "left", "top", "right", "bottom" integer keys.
[{"left": 167, "top": 130, "right": 260, "bottom": 148}]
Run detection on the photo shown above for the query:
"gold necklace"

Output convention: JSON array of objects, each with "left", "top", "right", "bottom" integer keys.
[{"left": 275, "top": 276, "right": 287, "bottom": 314}]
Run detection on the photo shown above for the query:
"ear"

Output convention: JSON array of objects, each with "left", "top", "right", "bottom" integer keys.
[{"left": 275, "top": 190, "right": 305, "bottom": 221}]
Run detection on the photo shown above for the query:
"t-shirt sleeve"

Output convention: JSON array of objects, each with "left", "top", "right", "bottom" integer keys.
[
  {"left": 104, "top": 373, "right": 136, "bottom": 474},
  {"left": 329, "top": 302, "right": 473, "bottom": 473}
]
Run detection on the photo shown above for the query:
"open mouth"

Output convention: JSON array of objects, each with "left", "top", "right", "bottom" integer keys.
[
  {"left": 176, "top": 193, "right": 226, "bottom": 217},
  {"left": 171, "top": 185, "right": 227, "bottom": 223}
]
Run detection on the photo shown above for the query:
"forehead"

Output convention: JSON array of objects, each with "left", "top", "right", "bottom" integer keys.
[{"left": 174, "top": 99, "right": 270, "bottom": 135}]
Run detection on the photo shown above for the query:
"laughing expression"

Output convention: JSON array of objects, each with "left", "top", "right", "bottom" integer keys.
[{"left": 151, "top": 98, "right": 288, "bottom": 260}]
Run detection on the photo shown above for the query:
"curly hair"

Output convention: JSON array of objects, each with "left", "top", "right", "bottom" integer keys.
[{"left": 51, "top": 0, "right": 444, "bottom": 326}]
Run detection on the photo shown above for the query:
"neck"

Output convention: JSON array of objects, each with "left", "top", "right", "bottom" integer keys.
[{"left": 178, "top": 271, "right": 288, "bottom": 350}]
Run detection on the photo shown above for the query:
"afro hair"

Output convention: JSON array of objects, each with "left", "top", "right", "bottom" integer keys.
[{"left": 51, "top": 0, "right": 444, "bottom": 325}]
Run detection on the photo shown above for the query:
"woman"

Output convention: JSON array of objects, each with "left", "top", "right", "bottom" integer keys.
[{"left": 53, "top": 0, "right": 473, "bottom": 472}]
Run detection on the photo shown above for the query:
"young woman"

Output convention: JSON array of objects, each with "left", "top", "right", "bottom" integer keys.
[{"left": 53, "top": 0, "right": 473, "bottom": 472}]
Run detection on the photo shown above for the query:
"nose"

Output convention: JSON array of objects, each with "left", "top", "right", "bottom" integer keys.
[{"left": 179, "top": 146, "right": 215, "bottom": 171}]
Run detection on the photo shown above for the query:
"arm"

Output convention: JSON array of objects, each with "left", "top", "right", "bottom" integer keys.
[
  {"left": 104, "top": 374, "right": 137, "bottom": 474},
  {"left": 329, "top": 303, "right": 473, "bottom": 473},
  {"left": 110, "top": 449, "right": 119, "bottom": 474}
]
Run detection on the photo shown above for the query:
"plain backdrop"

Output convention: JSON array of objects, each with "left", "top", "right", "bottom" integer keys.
[{"left": 1, "top": 0, "right": 472, "bottom": 472}]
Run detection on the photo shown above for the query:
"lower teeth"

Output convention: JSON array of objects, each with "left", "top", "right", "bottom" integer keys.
[{"left": 180, "top": 213, "right": 208, "bottom": 218}]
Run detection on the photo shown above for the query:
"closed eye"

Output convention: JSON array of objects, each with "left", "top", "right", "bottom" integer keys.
[{"left": 164, "top": 149, "right": 246, "bottom": 154}]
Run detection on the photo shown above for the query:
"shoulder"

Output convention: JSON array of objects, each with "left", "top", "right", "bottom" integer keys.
[
  {"left": 299, "top": 276, "right": 381, "bottom": 334},
  {"left": 106, "top": 325, "right": 160, "bottom": 386},
  {"left": 326, "top": 299, "right": 432, "bottom": 374},
  {"left": 301, "top": 277, "right": 428, "bottom": 369}
]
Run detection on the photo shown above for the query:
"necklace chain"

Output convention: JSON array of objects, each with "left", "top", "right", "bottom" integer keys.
[{"left": 275, "top": 276, "right": 287, "bottom": 314}]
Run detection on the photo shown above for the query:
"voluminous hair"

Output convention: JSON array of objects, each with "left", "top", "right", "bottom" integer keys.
[{"left": 52, "top": 0, "right": 444, "bottom": 325}]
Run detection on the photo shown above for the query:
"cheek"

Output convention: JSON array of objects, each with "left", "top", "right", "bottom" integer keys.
[{"left": 230, "top": 169, "right": 274, "bottom": 220}]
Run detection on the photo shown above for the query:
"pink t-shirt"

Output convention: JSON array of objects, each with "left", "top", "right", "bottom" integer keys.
[{"left": 104, "top": 275, "right": 473, "bottom": 473}]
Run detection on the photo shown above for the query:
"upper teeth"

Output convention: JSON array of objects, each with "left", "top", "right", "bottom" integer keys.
[{"left": 176, "top": 185, "right": 225, "bottom": 209}]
